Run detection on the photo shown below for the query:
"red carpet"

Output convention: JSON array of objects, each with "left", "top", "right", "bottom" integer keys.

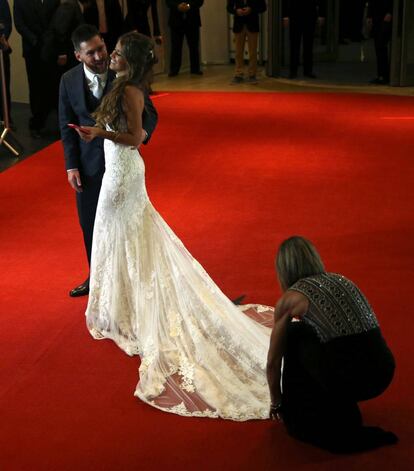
[{"left": 1, "top": 92, "right": 413, "bottom": 470}]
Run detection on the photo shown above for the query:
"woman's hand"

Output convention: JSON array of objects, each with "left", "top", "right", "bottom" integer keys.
[{"left": 75, "top": 126, "right": 102, "bottom": 143}]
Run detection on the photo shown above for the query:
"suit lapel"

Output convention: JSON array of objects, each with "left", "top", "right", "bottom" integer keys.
[{"left": 72, "top": 64, "right": 90, "bottom": 114}]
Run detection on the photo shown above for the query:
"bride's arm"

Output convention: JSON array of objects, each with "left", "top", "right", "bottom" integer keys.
[
  {"left": 101, "top": 85, "right": 145, "bottom": 147},
  {"left": 78, "top": 86, "right": 145, "bottom": 147}
]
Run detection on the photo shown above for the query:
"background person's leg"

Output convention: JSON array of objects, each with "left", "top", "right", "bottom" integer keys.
[
  {"left": 303, "top": 17, "right": 316, "bottom": 76},
  {"left": 234, "top": 28, "right": 247, "bottom": 78},
  {"left": 185, "top": 25, "right": 201, "bottom": 74},
  {"left": 246, "top": 30, "right": 258, "bottom": 79},
  {"left": 289, "top": 18, "right": 302, "bottom": 77},
  {"left": 169, "top": 27, "right": 184, "bottom": 76},
  {"left": 374, "top": 21, "right": 392, "bottom": 82}
]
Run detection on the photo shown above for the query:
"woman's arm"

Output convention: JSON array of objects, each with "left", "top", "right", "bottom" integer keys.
[
  {"left": 78, "top": 86, "right": 145, "bottom": 147},
  {"left": 266, "top": 298, "right": 291, "bottom": 418},
  {"left": 266, "top": 291, "right": 309, "bottom": 419}
]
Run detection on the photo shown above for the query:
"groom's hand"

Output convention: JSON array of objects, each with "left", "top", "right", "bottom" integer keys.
[{"left": 67, "top": 169, "right": 83, "bottom": 193}]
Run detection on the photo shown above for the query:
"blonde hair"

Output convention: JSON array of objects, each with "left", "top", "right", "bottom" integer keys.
[{"left": 276, "top": 236, "right": 325, "bottom": 291}]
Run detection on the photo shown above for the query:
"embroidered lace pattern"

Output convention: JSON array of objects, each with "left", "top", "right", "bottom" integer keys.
[{"left": 85, "top": 136, "right": 275, "bottom": 421}]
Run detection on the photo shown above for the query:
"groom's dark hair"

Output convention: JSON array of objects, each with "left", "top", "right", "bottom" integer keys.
[{"left": 72, "top": 24, "right": 102, "bottom": 51}]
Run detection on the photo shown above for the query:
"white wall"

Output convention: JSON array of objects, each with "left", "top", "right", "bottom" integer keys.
[
  {"left": 9, "top": 0, "right": 29, "bottom": 103},
  {"left": 200, "top": 1, "right": 229, "bottom": 64}
]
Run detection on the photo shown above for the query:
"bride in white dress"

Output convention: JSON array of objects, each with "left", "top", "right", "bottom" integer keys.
[{"left": 77, "top": 32, "right": 274, "bottom": 421}]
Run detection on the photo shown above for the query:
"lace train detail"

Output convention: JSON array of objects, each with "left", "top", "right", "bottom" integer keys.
[{"left": 86, "top": 139, "right": 274, "bottom": 421}]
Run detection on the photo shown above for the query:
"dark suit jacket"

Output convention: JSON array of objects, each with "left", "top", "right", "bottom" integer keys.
[
  {"left": 166, "top": 0, "right": 204, "bottom": 29},
  {"left": 367, "top": 0, "right": 393, "bottom": 20},
  {"left": 42, "top": 0, "right": 84, "bottom": 64},
  {"left": 83, "top": 0, "right": 123, "bottom": 41},
  {"left": 282, "top": 0, "right": 326, "bottom": 18},
  {"left": 125, "top": 0, "right": 161, "bottom": 37},
  {"left": 227, "top": 1, "right": 267, "bottom": 33},
  {"left": 13, "top": 0, "right": 60, "bottom": 57},
  {"left": 59, "top": 64, "right": 158, "bottom": 175},
  {"left": 0, "top": 0, "right": 12, "bottom": 39}
]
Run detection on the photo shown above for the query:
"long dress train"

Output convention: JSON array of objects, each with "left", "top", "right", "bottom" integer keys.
[{"left": 85, "top": 136, "right": 274, "bottom": 421}]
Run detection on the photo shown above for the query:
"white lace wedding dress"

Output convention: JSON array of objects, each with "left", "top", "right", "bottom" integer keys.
[{"left": 85, "top": 131, "right": 274, "bottom": 421}]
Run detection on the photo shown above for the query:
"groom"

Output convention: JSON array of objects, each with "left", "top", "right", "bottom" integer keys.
[{"left": 59, "top": 24, "right": 158, "bottom": 297}]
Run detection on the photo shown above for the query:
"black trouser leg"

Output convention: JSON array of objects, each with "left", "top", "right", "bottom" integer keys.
[
  {"left": 303, "top": 18, "right": 316, "bottom": 75},
  {"left": 170, "top": 27, "right": 185, "bottom": 75},
  {"left": 374, "top": 22, "right": 392, "bottom": 81},
  {"left": 25, "top": 50, "right": 49, "bottom": 130},
  {"left": 76, "top": 174, "right": 102, "bottom": 267},
  {"left": 289, "top": 18, "right": 302, "bottom": 75},
  {"left": 24, "top": 48, "right": 57, "bottom": 130},
  {"left": 185, "top": 25, "right": 201, "bottom": 73}
]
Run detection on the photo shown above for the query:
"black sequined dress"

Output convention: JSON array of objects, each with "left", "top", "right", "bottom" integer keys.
[{"left": 281, "top": 273, "right": 396, "bottom": 453}]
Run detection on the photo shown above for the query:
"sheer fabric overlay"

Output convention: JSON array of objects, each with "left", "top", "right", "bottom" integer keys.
[{"left": 85, "top": 136, "right": 274, "bottom": 421}]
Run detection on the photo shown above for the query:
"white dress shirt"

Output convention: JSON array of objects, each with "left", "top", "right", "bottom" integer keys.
[{"left": 83, "top": 65, "right": 108, "bottom": 100}]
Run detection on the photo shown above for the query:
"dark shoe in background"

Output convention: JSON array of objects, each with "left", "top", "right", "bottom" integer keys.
[
  {"left": 232, "top": 295, "right": 246, "bottom": 305},
  {"left": 369, "top": 77, "right": 389, "bottom": 85},
  {"left": 247, "top": 76, "right": 258, "bottom": 84},
  {"left": 230, "top": 75, "right": 244, "bottom": 84}
]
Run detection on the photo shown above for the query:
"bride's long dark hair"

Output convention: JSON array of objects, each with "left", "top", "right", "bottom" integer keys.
[{"left": 93, "top": 32, "right": 156, "bottom": 131}]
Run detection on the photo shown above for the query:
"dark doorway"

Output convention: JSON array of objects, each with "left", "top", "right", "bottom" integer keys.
[{"left": 267, "top": 0, "right": 414, "bottom": 86}]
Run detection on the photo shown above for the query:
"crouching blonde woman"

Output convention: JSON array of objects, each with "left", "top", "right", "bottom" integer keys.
[{"left": 267, "top": 236, "right": 397, "bottom": 453}]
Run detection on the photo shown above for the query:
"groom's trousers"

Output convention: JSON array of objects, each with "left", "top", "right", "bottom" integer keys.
[{"left": 76, "top": 173, "right": 103, "bottom": 267}]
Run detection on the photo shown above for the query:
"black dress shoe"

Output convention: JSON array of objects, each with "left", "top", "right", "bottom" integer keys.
[
  {"left": 168, "top": 71, "right": 178, "bottom": 77},
  {"left": 369, "top": 77, "right": 389, "bottom": 85},
  {"left": 69, "top": 280, "right": 90, "bottom": 297},
  {"left": 288, "top": 72, "right": 298, "bottom": 79},
  {"left": 232, "top": 295, "right": 246, "bottom": 305},
  {"left": 304, "top": 73, "right": 317, "bottom": 79},
  {"left": 191, "top": 70, "right": 203, "bottom": 75}
]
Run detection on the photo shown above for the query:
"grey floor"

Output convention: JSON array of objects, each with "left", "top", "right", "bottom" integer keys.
[
  {"left": 280, "top": 38, "right": 378, "bottom": 84},
  {"left": 0, "top": 103, "right": 59, "bottom": 173}
]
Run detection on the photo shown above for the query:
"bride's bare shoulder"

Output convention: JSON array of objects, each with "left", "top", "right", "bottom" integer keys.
[
  {"left": 124, "top": 85, "right": 144, "bottom": 98},
  {"left": 123, "top": 85, "right": 144, "bottom": 107}
]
